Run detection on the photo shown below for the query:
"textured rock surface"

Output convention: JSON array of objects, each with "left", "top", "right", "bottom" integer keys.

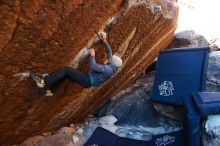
[
  {"left": 19, "top": 135, "right": 45, "bottom": 146},
  {"left": 209, "top": 38, "right": 220, "bottom": 51},
  {"left": 202, "top": 115, "right": 220, "bottom": 146},
  {"left": 0, "top": 0, "right": 178, "bottom": 145},
  {"left": 206, "top": 51, "right": 220, "bottom": 92},
  {"left": 35, "top": 134, "right": 74, "bottom": 146},
  {"left": 167, "top": 30, "right": 209, "bottom": 48},
  {"left": 55, "top": 127, "right": 75, "bottom": 135}
]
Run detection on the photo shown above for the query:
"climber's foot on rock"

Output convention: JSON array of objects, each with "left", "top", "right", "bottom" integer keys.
[
  {"left": 30, "top": 72, "right": 45, "bottom": 88},
  {"left": 30, "top": 72, "right": 53, "bottom": 97}
]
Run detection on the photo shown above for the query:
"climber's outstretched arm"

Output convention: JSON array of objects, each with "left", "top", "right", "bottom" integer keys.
[
  {"left": 100, "top": 32, "right": 112, "bottom": 63},
  {"left": 103, "top": 42, "right": 112, "bottom": 63}
]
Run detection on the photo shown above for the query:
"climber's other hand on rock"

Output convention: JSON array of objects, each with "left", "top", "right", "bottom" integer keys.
[
  {"left": 100, "top": 32, "right": 107, "bottom": 42},
  {"left": 90, "top": 48, "right": 95, "bottom": 56}
]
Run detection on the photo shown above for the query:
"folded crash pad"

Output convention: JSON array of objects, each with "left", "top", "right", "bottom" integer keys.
[
  {"left": 183, "top": 96, "right": 201, "bottom": 146},
  {"left": 193, "top": 92, "right": 220, "bottom": 116},
  {"left": 84, "top": 127, "right": 184, "bottom": 146},
  {"left": 151, "top": 47, "right": 209, "bottom": 105}
]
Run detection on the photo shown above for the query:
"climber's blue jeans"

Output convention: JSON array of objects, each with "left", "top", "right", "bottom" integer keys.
[{"left": 44, "top": 66, "right": 92, "bottom": 91}]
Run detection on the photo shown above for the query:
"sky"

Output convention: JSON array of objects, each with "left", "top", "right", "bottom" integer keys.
[{"left": 176, "top": 0, "right": 220, "bottom": 41}]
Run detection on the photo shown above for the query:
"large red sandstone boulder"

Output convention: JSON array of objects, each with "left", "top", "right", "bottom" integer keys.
[{"left": 0, "top": 0, "right": 178, "bottom": 145}]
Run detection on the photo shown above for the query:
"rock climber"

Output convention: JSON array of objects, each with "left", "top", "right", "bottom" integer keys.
[{"left": 30, "top": 32, "right": 122, "bottom": 96}]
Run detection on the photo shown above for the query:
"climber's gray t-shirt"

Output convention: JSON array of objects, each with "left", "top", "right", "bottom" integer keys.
[{"left": 88, "top": 42, "right": 117, "bottom": 86}]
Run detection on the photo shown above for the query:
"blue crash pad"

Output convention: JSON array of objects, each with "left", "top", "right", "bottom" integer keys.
[
  {"left": 193, "top": 92, "right": 220, "bottom": 116},
  {"left": 183, "top": 96, "right": 201, "bottom": 146},
  {"left": 84, "top": 127, "right": 184, "bottom": 146},
  {"left": 151, "top": 47, "right": 209, "bottom": 105}
]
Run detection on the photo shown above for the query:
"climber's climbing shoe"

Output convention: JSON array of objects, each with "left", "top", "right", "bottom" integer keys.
[
  {"left": 30, "top": 72, "right": 53, "bottom": 97},
  {"left": 30, "top": 72, "right": 45, "bottom": 88}
]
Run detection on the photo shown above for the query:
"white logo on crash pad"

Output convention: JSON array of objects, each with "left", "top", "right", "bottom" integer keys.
[
  {"left": 158, "top": 81, "right": 174, "bottom": 96},
  {"left": 155, "top": 135, "right": 175, "bottom": 146}
]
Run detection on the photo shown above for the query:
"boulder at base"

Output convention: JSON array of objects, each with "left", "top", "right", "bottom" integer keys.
[
  {"left": 202, "top": 115, "right": 220, "bottom": 146},
  {"left": 0, "top": 0, "right": 178, "bottom": 145}
]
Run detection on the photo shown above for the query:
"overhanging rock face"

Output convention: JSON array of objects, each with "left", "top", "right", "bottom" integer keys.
[{"left": 0, "top": 0, "right": 178, "bottom": 145}]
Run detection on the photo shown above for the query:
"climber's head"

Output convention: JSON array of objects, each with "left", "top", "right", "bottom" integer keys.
[{"left": 112, "top": 55, "right": 122, "bottom": 68}]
